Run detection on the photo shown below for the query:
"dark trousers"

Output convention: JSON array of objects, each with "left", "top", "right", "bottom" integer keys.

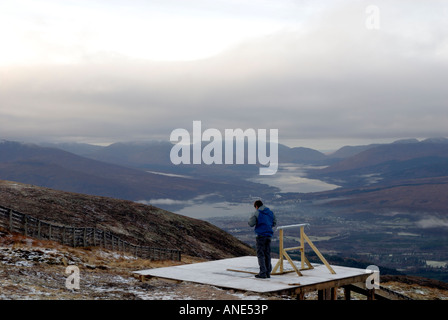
[{"left": 256, "top": 236, "right": 272, "bottom": 276}]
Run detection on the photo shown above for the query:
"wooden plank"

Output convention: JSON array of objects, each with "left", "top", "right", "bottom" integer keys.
[
  {"left": 227, "top": 268, "right": 258, "bottom": 275},
  {"left": 303, "top": 233, "right": 336, "bottom": 274},
  {"left": 283, "top": 251, "right": 303, "bottom": 276},
  {"left": 302, "top": 254, "right": 314, "bottom": 270},
  {"left": 276, "top": 223, "right": 310, "bottom": 230},
  {"left": 284, "top": 246, "right": 302, "bottom": 252},
  {"left": 344, "top": 283, "right": 412, "bottom": 300},
  {"left": 293, "top": 274, "right": 370, "bottom": 296},
  {"left": 279, "top": 229, "right": 284, "bottom": 273},
  {"left": 300, "top": 226, "right": 305, "bottom": 270},
  {"left": 272, "top": 229, "right": 284, "bottom": 274}
]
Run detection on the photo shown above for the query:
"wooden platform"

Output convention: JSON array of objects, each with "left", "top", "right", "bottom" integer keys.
[{"left": 134, "top": 256, "right": 374, "bottom": 299}]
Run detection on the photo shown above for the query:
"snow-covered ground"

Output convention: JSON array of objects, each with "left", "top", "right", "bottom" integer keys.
[
  {"left": 0, "top": 232, "right": 285, "bottom": 300},
  {"left": 1, "top": 231, "right": 447, "bottom": 300}
]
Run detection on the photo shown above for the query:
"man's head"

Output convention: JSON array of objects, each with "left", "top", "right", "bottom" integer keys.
[{"left": 254, "top": 200, "right": 263, "bottom": 209}]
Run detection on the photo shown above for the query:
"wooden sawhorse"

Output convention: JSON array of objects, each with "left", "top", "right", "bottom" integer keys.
[{"left": 272, "top": 223, "right": 336, "bottom": 276}]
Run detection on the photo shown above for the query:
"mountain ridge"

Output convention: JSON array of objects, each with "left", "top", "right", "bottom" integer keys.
[
  {"left": 320, "top": 140, "right": 448, "bottom": 174},
  {"left": 0, "top": 140, "right": 277, "bottom": 202},
  {"left": 306, "top": 139, "right": 448, "bottom": 190}
]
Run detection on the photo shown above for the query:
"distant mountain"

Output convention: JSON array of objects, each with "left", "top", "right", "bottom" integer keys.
[
  {"left": 46, "top": 140, "right": 330, "bottom": 176},
  {"left": 44, "top": 141, "right": 174, "bottom": 168},
  {"left": 327, "top": 143, "right": 382, "bottom": 159},
  {"left": 278, "top": 144, "right": 328, "bottom": 164},
  {"left": 0, "top": 179, "right": 254, "bottom": 259},
  {"left": 34, "top": 137, "right": 448, "bottom": 203},
  {"left": 97, "top": 141, "right": 329, "bottom": 166},
  {"left": 421, "top": 137, "right": 448, "bottom": 144},
  {"left": 308, "top": 138, "right": 448, "bottom": 187},
  {"left": 327, "top": 139, "right": 420, "bottom": 160},
  {"left": 45, "top": 140, "right": 265, "bottom": 181},
  {"left": 0, "top": 140, "right": 276, "bottom": 202},
  {"left": 325, "top": 139, "right": 448, "bottom": 172},
  {"left": 40, "top": 141, "right": 104, "bottom": 157}
]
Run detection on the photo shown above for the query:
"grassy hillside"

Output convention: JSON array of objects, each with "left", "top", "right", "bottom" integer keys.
[{"left": 0, "top": 180, "right": 254, "bottom": 259}]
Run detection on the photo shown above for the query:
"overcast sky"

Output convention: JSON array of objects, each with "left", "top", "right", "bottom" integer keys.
[{"left": 1, "top": 0, "right": 447, "bottom": 150}]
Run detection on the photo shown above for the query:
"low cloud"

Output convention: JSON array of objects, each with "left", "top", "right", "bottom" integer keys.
[
  {"left": 416, "top": 217, "right": 448, "bottom": 229},
  {"left": 137, "top": 193, "right": 219, "bottom": 206},
  {"left": 138, "top": 198, "right": 194, "bottom": 206},
  {"left": 1, "top": 1, "right": 448, "bottom": 146}
]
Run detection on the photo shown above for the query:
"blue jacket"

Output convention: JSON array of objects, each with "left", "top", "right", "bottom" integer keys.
[{"left": 248, "top": 205, "right": 277, "bottom": 237}]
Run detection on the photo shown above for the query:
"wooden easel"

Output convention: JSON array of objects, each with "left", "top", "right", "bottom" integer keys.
[{"left": 272, "top": 224, "right": 336, "bottom": 276}]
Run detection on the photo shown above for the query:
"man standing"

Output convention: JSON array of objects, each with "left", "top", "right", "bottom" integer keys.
[{"left": 248, "top": 200, "right": 277, "bottom": 279}]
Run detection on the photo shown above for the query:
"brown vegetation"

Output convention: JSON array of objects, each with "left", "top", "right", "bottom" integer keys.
[{"left": 0, "top": 180, "right": 254, "bottom": 259}]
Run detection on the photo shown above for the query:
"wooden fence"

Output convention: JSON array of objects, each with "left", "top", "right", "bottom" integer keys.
[{"left": 0, "top": 204, "right": 181, "bottom": 261}]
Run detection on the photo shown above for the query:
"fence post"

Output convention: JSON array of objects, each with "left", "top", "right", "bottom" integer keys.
[
  {"left": 1, "top": 205, "right": 179, "bottom": 261},
  {"left": 24, "top": 215, "right": 28, "bottom": 237},
  {"left": 8, "top": 209, "right": 13, "bottom": 232}
]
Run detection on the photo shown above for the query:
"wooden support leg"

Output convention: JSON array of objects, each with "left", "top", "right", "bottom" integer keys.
[
  {"left": 344, "top": 287, "right": 351, "bottom": 300},
  {"left": 272, "top": 229, "right": 284, "bottom": 274},
  {"left": 283, "top": 250, "right": 303, "bottom": 276},
  {"left": 303, "top": 233, "right": 336, "bottom": 274},
  {"left": 296, "top": 292, "right": 305, "bottom": 300},
  {"left": 331, "top": 287, "right": 337, "bottom": 300},
  {"left": 279, "top": 229, "right": 284, "bottom": 274},
  {"left": 318, "top": 287, "right": 337, "bottom": 300},
  {"left": 274, "top": 225, "right": 333, "bottom": 277},
  {"left": 367, "top": 288, "right": 375, "bottom": 300},
  {"left": 300, "top": 226, "right": 305, "bottom": 270}
]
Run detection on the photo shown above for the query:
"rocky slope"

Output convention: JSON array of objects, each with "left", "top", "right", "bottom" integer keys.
[
  {"left": 1, "top": 231, "right": 447, "bottom": 300},
  {"left": 0, "top": 179, "right": 254, "bottom": 259},
  {"left": 0, "top": 230, "right": 266, "bottom": 300}
]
